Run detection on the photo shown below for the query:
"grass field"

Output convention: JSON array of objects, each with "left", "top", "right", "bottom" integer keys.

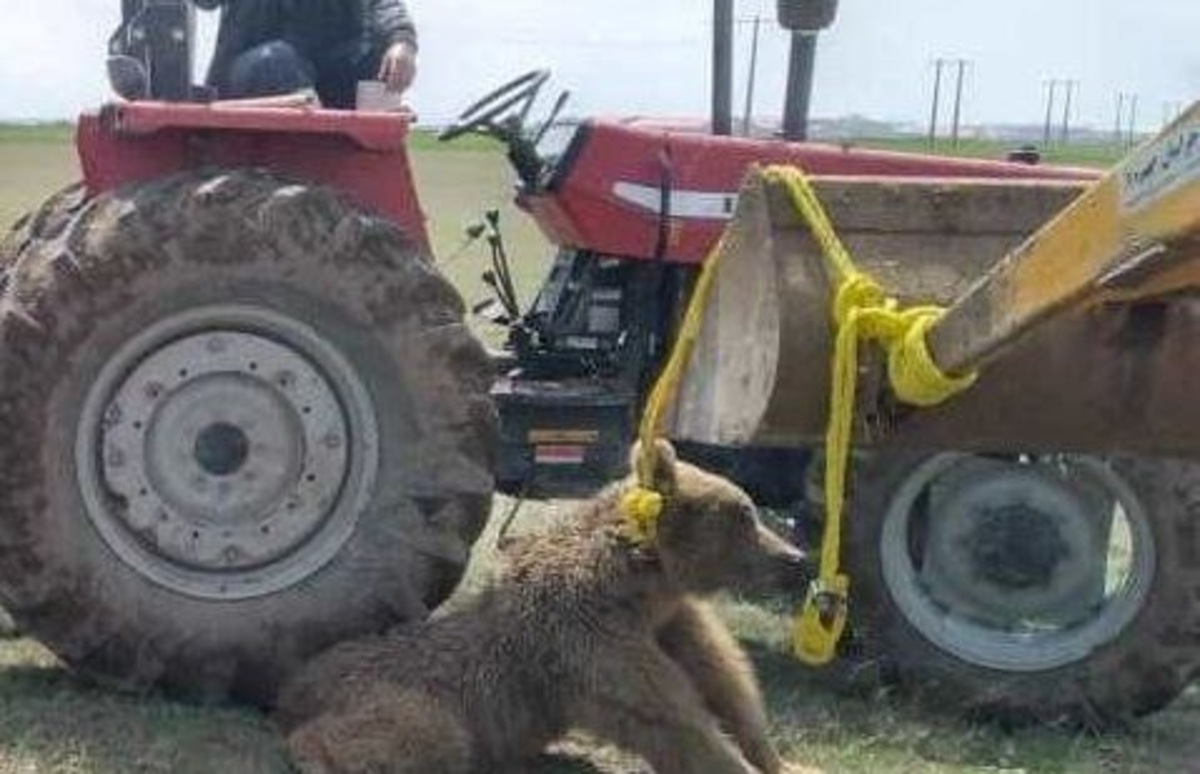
[
  {"left": 2, "top": 126, "right": 1198, "bottom": 774},
  {"left": 851, "top": 136, "right": 1125, "bottom": 169}
]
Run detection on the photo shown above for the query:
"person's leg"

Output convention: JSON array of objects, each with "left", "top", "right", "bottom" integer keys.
[
  {"left": 205, "top": 0, "right": 286, "bottom": 94},
  {"left": 225, "top": 40, "right": 316, "bottom": 100},
  {"left": 311, "top": 42, "right": 383, "bottom": 110}
]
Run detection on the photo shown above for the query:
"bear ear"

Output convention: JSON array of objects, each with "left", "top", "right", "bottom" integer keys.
[{"left": 630, "top": 439, "right": 679, "bottom": 496}]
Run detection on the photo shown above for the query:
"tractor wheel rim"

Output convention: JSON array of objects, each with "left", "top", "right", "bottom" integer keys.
[
  {"left": 879, "top": 453, "right": 1155, "bottom": 673},
  {"left": 77, "top": 305, "right": 379, "bottom": 600}
]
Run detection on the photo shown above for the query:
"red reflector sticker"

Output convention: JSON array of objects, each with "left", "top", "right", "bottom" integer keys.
[{"left": 535, "top": 445, "right": 587, "bottom": 465}]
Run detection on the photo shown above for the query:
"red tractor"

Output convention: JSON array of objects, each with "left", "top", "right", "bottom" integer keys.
[{"left": 3, "top": 0, "right": 1195, "bottom": 725}]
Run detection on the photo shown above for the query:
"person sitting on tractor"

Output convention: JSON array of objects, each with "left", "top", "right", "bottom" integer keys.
[{"left": 195, "top": 0, "right": 418, "bottom": 109}]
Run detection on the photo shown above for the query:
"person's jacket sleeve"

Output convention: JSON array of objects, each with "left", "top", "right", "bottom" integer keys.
[{"left": 367, "top": 0, "right": 418, "bottom": 50}]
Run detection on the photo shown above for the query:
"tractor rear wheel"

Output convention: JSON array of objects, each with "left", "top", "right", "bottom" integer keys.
[
  {"left": 847, "top": 450, "right": 1200, "bottom": 726},
  {"left": 0, "top": 171, "right": 497, "bottom": 704}
]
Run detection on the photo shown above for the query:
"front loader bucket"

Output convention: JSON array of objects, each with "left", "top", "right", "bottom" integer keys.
[
  {"left": 669, "top": 157, "right": 1200, "bottom": 456},
  {"left": 670, "top": 170, "right": 1083, "bottom": 447}
]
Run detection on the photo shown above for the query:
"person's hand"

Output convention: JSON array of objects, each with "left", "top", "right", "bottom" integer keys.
[{"left": 378, "top": 42, "right": 417, "bottom": 94}]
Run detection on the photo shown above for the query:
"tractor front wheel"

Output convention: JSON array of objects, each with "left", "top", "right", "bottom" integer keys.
[
  {"left": 0, "top": 171, "right": 496, "bottom": 704},
  {"left": 847, "top": 450, "right": 1200, "bottom": 726}
]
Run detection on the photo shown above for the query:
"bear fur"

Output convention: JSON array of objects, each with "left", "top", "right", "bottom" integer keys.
[{"left": 276, "top": 441, "right": 815, "bottom": 774}]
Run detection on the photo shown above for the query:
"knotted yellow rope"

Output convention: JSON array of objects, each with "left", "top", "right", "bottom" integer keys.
[
  {"left": 761, "top": 165, "right": 978, "bottom": 665},
  {"left": 621, "top": 227, "right": 730, "bottom": 546},
  {"left": 622, "top": 165, "right": 976, "bottom": 669}
]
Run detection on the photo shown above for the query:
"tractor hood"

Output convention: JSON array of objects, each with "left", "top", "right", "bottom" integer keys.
[{"left": 519, "top": 118, "right": 1099, "bottom": 266}]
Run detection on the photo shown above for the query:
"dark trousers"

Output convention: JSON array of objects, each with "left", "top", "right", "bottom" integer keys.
[{"left": 224, "top": 39, "right": 383, "bottom": 109}]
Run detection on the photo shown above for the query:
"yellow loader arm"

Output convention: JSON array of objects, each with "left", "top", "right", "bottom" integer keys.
[{"left": 930, "top": 102, "right": 1200, "bottom": 374}]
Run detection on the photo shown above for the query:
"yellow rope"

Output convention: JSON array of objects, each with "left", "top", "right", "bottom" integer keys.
[
  {"left": 759, "top": 165, "right": 978, "bottom": 665},
  {"left": 621, "top": 229, "right": 730, "bottom": 545},
  {"left": 622, "top": 164, "right": 977, "bottom": 668}
]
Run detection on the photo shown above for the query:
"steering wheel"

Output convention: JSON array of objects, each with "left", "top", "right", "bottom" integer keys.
[{"left": 439, "top": 70, "right": 551, "bottom": 142}]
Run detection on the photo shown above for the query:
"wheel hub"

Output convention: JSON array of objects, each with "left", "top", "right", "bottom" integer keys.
[
  {"left": 881, "top": 454, "right": 1155, "bottom": 672},
  {"left": 963, "top": 503, "right": 1071, "bottom": 591},
  {"left": 78, "top": 306, "right": 379, "bottom": 600},
  {"left": 194, "top": 422, "right": 251, "bottom": 477},
  {"left": 919, "top": 459, "right": 1105, "bottom": 628}
]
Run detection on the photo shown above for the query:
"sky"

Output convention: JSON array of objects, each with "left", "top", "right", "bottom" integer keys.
[{"left": 0, "top": 0, "right": 1195, "bottom": 131}]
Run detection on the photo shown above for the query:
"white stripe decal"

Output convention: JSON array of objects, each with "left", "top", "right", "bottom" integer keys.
[{"left": 613, "top": 182, "right": 739, "bottom": 221}]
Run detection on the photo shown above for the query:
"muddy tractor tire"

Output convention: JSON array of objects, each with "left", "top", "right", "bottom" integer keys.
[
  {"left": 847, "top": 450, "right": 1200, "bottom": 726},
  {"left": 0, "top": 172, "right": 497, "bottom": 703}
]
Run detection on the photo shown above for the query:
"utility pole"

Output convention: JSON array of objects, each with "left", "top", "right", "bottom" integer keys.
[
  {"left": 928, "top": 59, "right": 946, "bottom": 149},
  {"left": 1113, "top": 92, "right": 1125, "bottom": 146},
  {"left": 782, "top": 31, "right": 819, "bottom": 141},
  {"left": 1162, "top": 101, "right": 1184, "bottom": 128},
  {"left": 741, "top": 15, "right": 763, "bottom": 136},
  {"left": 950, "top": 59, "right": 969, "bottom": 148},
  {"left": 711, "top": 0, "right": 734, "bottom": 136},
  {"left": 1059, "top": 80, "right": 1077, "bottom": 146},
  {"left": 1043, "top": 80, "right": 1058, "bottom": 148},
  {"left": 1126, "top": 94, "right": 1139, "bottom": 150}
]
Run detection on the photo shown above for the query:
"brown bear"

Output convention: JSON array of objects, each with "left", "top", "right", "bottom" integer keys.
[{"left": 276, "top": 440, "right": 817, "bottom": 774}]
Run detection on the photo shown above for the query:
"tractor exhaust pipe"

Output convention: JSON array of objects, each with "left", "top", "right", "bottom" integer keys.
[
  {"left": 712, "top": 0, "right": 735, "bottom": 136},
  {"left": 777, "top": 0, "right": 840, "bottom": 141},
  {"left": 782, "top": 33, "right": 818, "bottom": 141}
]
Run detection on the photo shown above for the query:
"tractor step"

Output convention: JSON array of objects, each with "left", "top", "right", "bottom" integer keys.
[{"left": 493, "top": 377, "right": 635, "bottom": 498}]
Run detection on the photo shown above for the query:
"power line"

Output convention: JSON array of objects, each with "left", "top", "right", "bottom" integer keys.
[
  {"left": 741, "top": 14, "right": 763, "bottom": 135},
  {"left": 928, "top": 59, "right": 945, "bottom": 149},
  {"left": 928, "top": 58, "right": 970, "bottom": 149},
  {"left": 1162, "top": 100, "right": 1185, "bottom": 128},
  {"left": 1043, "top": 80, "right": 1058, "bottom": 148},
  {"left": 1042, "top": 78, "right": 1077, "bottom": 147},
  {"left": 1126, "top": 93, "right": 1140, "bottom": 150},
  {"left": 1113, "top": 92, "right": 1125, "bottom": 146},
  {"left": 1059, "top": 79, "right": 1078, "bottom": 145},
  {"left": 949, "top": 59, "right": 970, "bottom": 148}
]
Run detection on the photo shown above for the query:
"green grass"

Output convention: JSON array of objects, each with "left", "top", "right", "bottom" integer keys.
[
  {"left": 407, "top": 128, "right": 505, "bottom": 153},
  {"left": 0, "top": 643, "right": 293, "bottom": 774},
  {"left": 0, "top": 122, "right": 75, "bottom": 145},
  {"left": 1, "top": 126, "right": 1196, "bottom": 774},
  {"left": 721, "top": 597, "right": 1200, "bottom": 774},
  {"left": 2, "top": 501, "right": 1199, "bottom": 774},
  {"left": 849, "top": 136, "right": 1124, "bottom": 169},
  {"left": 0, "top": 135, "right": 78, "bottom": 232}
]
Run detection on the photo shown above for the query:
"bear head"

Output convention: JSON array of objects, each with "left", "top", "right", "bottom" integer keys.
[{"left": 630, "top": 440, "right": 813, "bottom": 597}]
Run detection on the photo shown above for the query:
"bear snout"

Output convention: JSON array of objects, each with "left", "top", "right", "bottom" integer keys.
[{"left": 753, "top": 523, "right": 815, "bottom": 593}]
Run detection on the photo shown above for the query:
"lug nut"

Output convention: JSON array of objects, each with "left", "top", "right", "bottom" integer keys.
[
  {"left": 106, "top": 447, "right": 126, "bottom": 469},
  {"left": 103, "top": 403, "right": 123, "bottom": 429}
]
